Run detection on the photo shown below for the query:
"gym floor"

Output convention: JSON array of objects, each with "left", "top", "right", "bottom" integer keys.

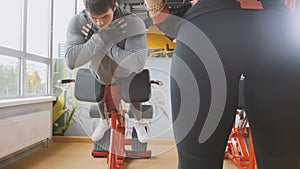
[{"left": 2, "top": 137, "right": 237, "bottom": 169}]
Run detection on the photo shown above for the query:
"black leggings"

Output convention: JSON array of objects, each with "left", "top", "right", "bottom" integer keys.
[{"left": 170, "top": 2, "right": 300, "bottom": 169}]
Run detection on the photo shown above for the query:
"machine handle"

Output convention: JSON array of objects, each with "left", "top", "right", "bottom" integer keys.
[
  {"left": 150, "top": 80, "right": 163, "bottom": 86},
  {"left": 58, "top": 79, "right": 75, "bottom": 84}
]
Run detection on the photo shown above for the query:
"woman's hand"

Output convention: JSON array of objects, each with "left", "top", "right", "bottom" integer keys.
[{"left": 190, "top": 0, "right": 199, "bottom": 6}]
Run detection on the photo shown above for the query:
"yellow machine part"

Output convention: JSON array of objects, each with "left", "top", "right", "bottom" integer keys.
[{"left": 146, "top": 26, "right": 176, "bottom": 58}]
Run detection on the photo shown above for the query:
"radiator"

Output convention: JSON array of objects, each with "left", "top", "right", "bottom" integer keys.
[{"left": 0, "top": 111, "right": 51, "bottom": 159}]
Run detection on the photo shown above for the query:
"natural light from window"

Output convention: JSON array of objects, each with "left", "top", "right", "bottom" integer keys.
[
  {"left": 0, "top": 55, "right": 19, "bottom": 97},
  {"left": 25, "top": 60, "right": 48, "bottom": 95},
  {"left": 0, "top": 0, "right": 22, "bottom": 50},
  {"left": 26, "top": 0, "right": 50, "bottom": 57}
]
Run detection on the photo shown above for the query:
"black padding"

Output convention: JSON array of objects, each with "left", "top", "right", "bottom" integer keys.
[
  {"left": 74, "top": 68, "right": 104, "bottom": 102},
  {"left": 120, "top": 69, "right": 151, "bottom": 103},
  {"left": 237, "top": 77, "right": 245, "bottom": 109},
  {"left": 128, "top": 105, "right": 153, "bottom": 119},
  {"left": 141, "top": 105, "right": 153, "bottom": 119},
  {"left": 89, "top": 104, "right": 101, "bottom": 118}
]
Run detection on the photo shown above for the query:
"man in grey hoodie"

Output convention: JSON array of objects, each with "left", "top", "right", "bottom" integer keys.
[{"left": 65, "top": 0, "right": 148, "bottom": 143}]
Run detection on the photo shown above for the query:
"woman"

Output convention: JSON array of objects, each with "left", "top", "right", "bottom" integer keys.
[{"left": 144, "top": 0, "right": 300, "bottom": 168}]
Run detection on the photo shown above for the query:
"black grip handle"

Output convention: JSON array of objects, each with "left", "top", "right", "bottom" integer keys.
[
  {"left": 58, "top": 79, "right": 75, "bottom": 84},
  {"left": 150, "top": 80, "right": 163, "bottom": 86}
]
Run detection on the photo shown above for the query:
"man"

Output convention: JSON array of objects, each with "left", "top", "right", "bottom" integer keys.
[{"left": 65, "top": 0, "right": 148, "bottom": 143}]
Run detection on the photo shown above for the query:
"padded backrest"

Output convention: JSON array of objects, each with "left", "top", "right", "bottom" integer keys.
[
  {"left": 120, "top": 69, "right": 151, "bottom": 103},
  {"left": 74, "top": 68, "right": 104, "bottom": 102}
]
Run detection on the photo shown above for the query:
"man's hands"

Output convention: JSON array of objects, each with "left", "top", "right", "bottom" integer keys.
[
  {"left": 82, "top": 24, "right": 97, "bottom": 40},
  {"left": 81, "top": 18, "right": 127, "bottom": 45},
  {"left": 100, "top": 18, "right": 128, "bottom": 45}
]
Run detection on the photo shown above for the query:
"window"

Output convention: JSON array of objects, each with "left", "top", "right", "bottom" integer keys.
[
  {"left": 27, "top": 0, "right": 50, "bottom": 57},
  {"left": 0, "top": 0, "right": 22, "bottom": 50},
  {"left": 25, "top": 60, "right": 48, "bottom": 95},
  {"left": 52, "top": 0, "right": 74, "bottom": 59},
  {"left": 0, "top": 0, "right": 52, "bottom": 99},
  {"left": 296, "top": 1, "right": 300, "bottom": 16},
  {"left": 77, "top": 0, "right": 85, "bottom": 13},
  {"left": 0, "top": 55, "right": 19, "bottom": 97},
  {"left": 0, "top": 0, "right": 86, "bottom": 99}
]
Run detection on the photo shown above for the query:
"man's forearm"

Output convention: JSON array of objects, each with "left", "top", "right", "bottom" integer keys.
[
  {"left": 109, "top": 45, "right": 147, "bottom": 73},
  {"left": 107, "top": 34, "right": 147, "bottom": 73},
  {"left": 65, "top": 33, "right": 108, "bottom": 69}
]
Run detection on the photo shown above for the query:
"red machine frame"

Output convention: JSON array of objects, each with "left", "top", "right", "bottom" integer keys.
[
  {"left": 91, "top": 85, "right": 151, "bottom": 169},
  {"left": 92, "top": 80, "right": 162, "bottom": 169},
  {"left": 225, "top": 109, "right": 257, "bottom": 169}
]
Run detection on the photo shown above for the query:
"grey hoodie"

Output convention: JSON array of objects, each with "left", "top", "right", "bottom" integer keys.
[{"left": 65, "top": 7, "right": 147, "bottom": 84}]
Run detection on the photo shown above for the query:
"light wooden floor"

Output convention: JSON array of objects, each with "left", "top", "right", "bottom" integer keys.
[{"left": 3, "top": 138, "right": 237, "bottom": 169}]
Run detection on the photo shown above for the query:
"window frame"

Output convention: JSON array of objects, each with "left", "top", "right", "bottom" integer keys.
[{"left": 0, "top": 0, "right": 53, "bottom": 99}]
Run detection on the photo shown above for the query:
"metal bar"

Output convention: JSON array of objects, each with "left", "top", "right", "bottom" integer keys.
[
  {"left": 20, "top": 0, "right": 28, "bottom": 96},
  {"left": 48, "top": 0, "right": 54, "bottom": 95}
]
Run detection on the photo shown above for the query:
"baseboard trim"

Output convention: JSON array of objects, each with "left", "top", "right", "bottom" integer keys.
[
  {"left": 52, "top": 136, "right": 176, "bottom": 145},
  {"left": 52, "top": 136, "right": 93, "bottom": 143},
  {"left": 148, "top": 139, "right": 176, "bottom": 145}
]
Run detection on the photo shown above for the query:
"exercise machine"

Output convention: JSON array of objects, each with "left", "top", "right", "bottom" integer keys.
[{"left": 60, "top": 68, "right": 162, "bottom": 169}]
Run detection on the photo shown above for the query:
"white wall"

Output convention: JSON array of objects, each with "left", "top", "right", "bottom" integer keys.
[{"left": 144, "top": 58, "right": 173, "bottom": 139}]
